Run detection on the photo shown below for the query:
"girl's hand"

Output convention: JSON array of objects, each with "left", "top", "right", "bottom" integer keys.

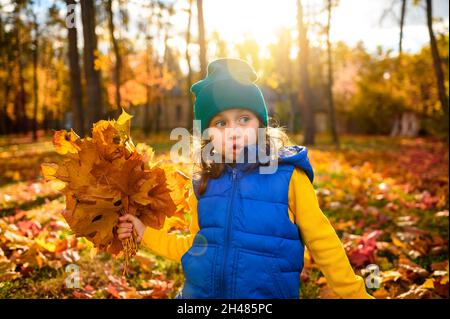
[{"left": 117, "top": 214, "right": 146, "bottom": 243}]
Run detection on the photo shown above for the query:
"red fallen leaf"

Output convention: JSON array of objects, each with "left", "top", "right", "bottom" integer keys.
[
  {"left": 73, "top": 289, "right": 93, "bottom": 299},
  {"left": 73, "top": 284, "right": 96, "bottom": 299},
  {"left": 384, "top": 202, "right": 399, "bottom": 211},
  {"left": 106, "top": 283, "right": 121, "bottom": 299},
  {"left": 431, "top": 235, "right": 447, "bottom": 247},
  {"left": 149, "top": 281, "right": 172, "bottom": 299},
  {"left": 16, "top": 220, "right": 42, "bottom": 238},
  {"left": 434, "top": 281, "right": 449, "bottom": 298},
  {"left": 106, "top": 272, "right": 130, "bottom": 288},
  {"left": 356, "top": 219, "right": 365, "bottom": 229},
  {"left": 84, "top": 284, "right": 94, "bottom": 292},
  {"left": 416, "top": 191, "right": 440, "bottom": 210},
  {"left": 12, "top": 210, "right": 27, "bottom": 222},
  {"left": 140, "top": 278, "right": 173, "bottom": 299},
  {"left": 347, "top": 230, "right": 382, "bottom": 268},
  {"left": 300, "top": 270, "right": 309, "bottom": 282},
  {"left": 104, "top": 270, "right": 141, "bottom": 298},
  {"left": 431, "top": 261, "right": 449, "bottom": 271},
  {"left": 42, "top": 220, "right": 67, "bottom": 232}
]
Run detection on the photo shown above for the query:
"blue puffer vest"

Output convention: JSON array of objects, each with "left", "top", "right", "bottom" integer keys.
[{"left": 179, "top": 145, "right": 314, "bottom": 299}]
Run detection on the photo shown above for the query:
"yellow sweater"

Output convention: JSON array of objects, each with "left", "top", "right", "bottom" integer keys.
[{"left": 141, "top": 167, "right": 374, "bottom": 299}]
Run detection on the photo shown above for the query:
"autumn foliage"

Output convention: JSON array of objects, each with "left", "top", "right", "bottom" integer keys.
[{"left": 40, "top": 110, "right": 187, "bottom": 271}]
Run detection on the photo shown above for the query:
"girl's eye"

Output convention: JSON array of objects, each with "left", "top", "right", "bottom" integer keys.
[
  {"left": 215, "top": 120, "right": 226, "bottom": 128},
  {"left": 238, "top": 116, "right": 250, "bottom": 124}
]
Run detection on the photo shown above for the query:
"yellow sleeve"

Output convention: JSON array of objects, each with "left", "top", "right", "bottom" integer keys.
[
  {"left": 289, "top": 167, "right": 374, "bottom": 299},
  {"left": 140, "top": 182, "right": 199, "bottom": 263}
]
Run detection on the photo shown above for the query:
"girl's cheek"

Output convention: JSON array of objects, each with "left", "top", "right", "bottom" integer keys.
[
  {"left": 236, "top": 127, "right": 257, "bottom": 147},
  {"left": 244, "top": 128, "right": 258, "bottom": 145},
  {"left": 208, "top": 130, "right": 226, "bottom": 151},
  {"left": 208, "top": 128, "right": 221, "bottom": 141}
]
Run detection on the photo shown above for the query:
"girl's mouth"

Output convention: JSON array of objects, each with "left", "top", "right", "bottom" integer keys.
[
  {"left": 232, "top": 144, "right": 241, "bottom": 154},
  {"left": 229, "top": 145, "right": 239, "bottom": 158}
]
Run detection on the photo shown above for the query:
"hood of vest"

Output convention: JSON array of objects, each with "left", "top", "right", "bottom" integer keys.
[{"left": 221, "top": 143, "right": 314, "bottom": 184}]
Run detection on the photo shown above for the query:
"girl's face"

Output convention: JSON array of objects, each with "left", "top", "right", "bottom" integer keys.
[{"left": 207, "top": 108, "right": 260, "bottom": 161}]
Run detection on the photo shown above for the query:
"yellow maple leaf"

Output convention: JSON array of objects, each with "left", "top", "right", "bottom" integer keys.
[{"left": 52, "top": 129, "right": 81, "bottom": 155}]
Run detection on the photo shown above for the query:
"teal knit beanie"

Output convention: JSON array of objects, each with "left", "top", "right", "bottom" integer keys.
[{"left": 190, "top": 58, "right": 269, "bottom": 133}]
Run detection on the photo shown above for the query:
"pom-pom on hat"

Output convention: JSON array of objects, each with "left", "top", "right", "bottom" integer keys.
[{"left": 190, "top": 58, "right": 269, "bottom": 133}]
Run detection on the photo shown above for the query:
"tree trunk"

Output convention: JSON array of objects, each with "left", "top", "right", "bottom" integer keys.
[
  {"left": 186, "top": 0, "right": 194, "bottom": 130},
  {"left": 0, "top": 12, "right": 5, "bottom": 135},
  {"left": 0, "top": 13, "right": 12, "bottom": 135},
  {"left": 285, "top": 30, "right": 298, "bottom": 133},
  {"left": 288, "top": 93, "right": 299, "bottom": 132},
  {"left": 80, "top": 0, "right": 103, "bottom": 128},
  {"left": 155, "top": 99, "right": 161, "bottom": 133},
  {"left": 326, "top": 0, "right": 339, "bottom": 146},
  {"left": 106, "top": 0, "right": 122, "bottom": 114},
  {"left": 399, "top": 0, "right": 407, "bottom": 58},
  {"left": 17, "top": 43, "right": 26, "bottom": 135},
  {"left": 426, "top": 0, "right": 448, "bottom": 112},
  {"left": 144, "top": 34, "right": 153, "bottom": 137},
  {"left": 66, "top": 0, "right": 85, "bottom": 137},
  {"left": 32, "top": 10, "right": 39, "bottom": 141},
  {"left": 296, "top": 0, "right": 315, "bottom": 145},
  {"left": 15, "top": 5, "right": 27, "bottom": 134},
  {"left": 1, "top": 77, "right": 11, "bottom": 135},
  {"left": 197, "top": 0, "right": 207, "bottom": 77}
]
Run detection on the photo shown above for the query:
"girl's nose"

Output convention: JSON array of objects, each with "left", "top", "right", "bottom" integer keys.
[{"left": 226, "top": 126, "right": 242, "bottom": 139}]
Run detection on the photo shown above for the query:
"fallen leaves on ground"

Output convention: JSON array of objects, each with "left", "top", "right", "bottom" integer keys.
[
  {"left": 1, "top": 135, "right": 448, "bottom": 299},
  {"left": 300, "top": 137, "right": 448, "bottom": 299}
]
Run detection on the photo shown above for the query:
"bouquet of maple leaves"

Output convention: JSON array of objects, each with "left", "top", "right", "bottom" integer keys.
[{"left": 41, "top": 109, "right": 189, "bottom": 275}]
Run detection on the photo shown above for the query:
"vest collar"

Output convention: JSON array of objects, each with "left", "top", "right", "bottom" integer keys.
[{"left": 223, "top": 143, "right": 270, "bottom": 173}]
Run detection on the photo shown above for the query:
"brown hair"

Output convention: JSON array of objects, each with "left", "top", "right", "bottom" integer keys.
[{"left": 192, "top": 121, "right": 291, "bottom": 196}]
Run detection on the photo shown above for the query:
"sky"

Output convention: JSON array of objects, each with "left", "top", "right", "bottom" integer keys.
[
  {"left": 197, "top": 0, "right": 449, "bottom": 54},
  {"left": 330, "top": 0, "right": 449, "bottom": 52},
  {"left": 166, "top": 0, "right": 449, "bottom": 72},
  {"left": 1, "top": 0, "right": 449, "bottom": 61}
]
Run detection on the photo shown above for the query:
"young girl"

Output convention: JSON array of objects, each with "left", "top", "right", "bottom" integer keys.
[{"left": 117, "top": 58, "right": 374, "bottom": 299}]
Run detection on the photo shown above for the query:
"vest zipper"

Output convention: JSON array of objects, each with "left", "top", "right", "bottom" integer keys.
[{"left": 220, "top": 167, "right": 238, "bottom": 298}]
